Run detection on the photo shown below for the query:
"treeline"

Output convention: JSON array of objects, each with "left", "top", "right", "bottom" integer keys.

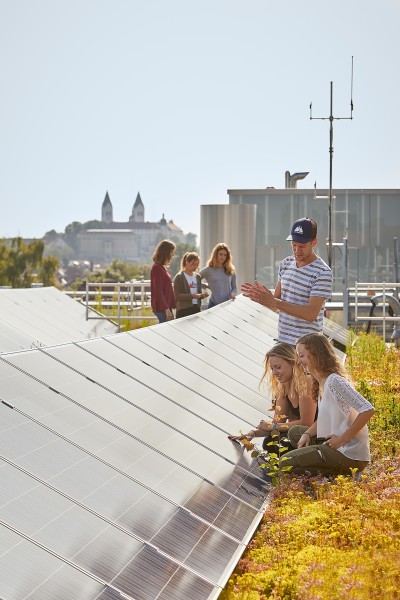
[
  {"left": 0, "top": 238, "right": 197, "bottom": 289},
  {"left": 0, "top": 238, "right": 59, "bottom": 288}
]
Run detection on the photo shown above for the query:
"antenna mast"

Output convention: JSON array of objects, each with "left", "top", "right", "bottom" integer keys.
[{"left": 310, "top": 56, "right": 354, "bottom": 268}]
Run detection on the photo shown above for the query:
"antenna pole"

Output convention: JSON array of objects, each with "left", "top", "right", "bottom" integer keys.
[
  {"left": 310, "top": 58, "right": 354, "bottom": 269},
  {"left": 328, "top": 81, "right": 334, "bottom": 268}
]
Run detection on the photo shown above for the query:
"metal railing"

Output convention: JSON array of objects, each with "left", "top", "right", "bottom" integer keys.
[
  {"left": 353, "top": 282, "right": 400, "bottom": 344},
  {"left": 82, "top": 280, "right": 157, "bottom": 331},
  {"left": 67, "top": 280, "right": 400, "bottom": 344}
]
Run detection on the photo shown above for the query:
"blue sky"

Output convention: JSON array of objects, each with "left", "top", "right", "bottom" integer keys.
[{"left": 1, "top": 0, "right": 399, "bottom": 240}]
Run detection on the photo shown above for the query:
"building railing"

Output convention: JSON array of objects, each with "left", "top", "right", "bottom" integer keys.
[
  {"left": 67, "top": 281, "right": 157, "bottom": 332},
  {"left": 65, "top": 280, "right": 400, "bottom": 344},
  {"left": 353, "top": 282, "right": 400, "bottom": 345}
]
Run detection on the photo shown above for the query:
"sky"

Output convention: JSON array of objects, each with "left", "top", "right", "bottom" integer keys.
[{"left": 1, "top": 0, "right": 399, "bottom": 241}]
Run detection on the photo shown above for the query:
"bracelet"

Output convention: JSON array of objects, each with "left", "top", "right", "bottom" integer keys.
[
  {"left": 272, "top": 422, "right": 278, "bottom": 430},
  {"left": 303, "top": 431, "right": 311, "bottom": 438}
]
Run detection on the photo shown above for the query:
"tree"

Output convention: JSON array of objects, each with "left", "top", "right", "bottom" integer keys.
[
  {"left": 43, "top": 237, "right": 75, "bottom": 266},
  {"left": 64, "top": 221, "right": 83, "bottom": 252},
  {"left": 0, "top": 237, "right": 59, "bottom": 288},
  {"left": 39, "top": 256, "right": 60, "bottom": 287},
  {"left": 63, "top": 219, "right": 106, "bottom": 255},
  {"left": 102, "top": 260, "right": 151, "bottom": 282},
  {"left": 185, "top": 232, "right": 198, "bottom": 246}
]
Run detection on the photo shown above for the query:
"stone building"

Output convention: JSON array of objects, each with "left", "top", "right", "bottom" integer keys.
[{"left": 78, "top": 192, "right": 186, "bottom": 265}]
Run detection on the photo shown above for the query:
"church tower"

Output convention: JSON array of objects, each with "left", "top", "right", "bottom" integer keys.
[
  {"left": 101, "top": 191, "right": 113, "bottom": 224},
  {"left": 129, "top": 192, "right": 145, "bottom": 222}
]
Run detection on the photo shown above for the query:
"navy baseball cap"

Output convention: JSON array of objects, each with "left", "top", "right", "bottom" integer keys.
[{"left": 286, "top": 218, "right": 317, "bottom": 243}]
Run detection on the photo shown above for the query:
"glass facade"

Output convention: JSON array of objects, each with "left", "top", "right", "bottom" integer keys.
[{"left": 229, "top": 189, "right": 400, "bottom": 291}]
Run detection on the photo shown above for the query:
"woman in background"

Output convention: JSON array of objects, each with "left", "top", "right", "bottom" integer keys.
[
  {"left": 199, "top": 242, "right": 237, "bottom": 309},
  {"left": 150, "top": 239, "right": 176, "bottom": 323},
  {"left": 228, "top": 342, "right": 316, "bottom": 453},
  {"left": 173, "top": 252, "right": 208, "bottom": 319}
]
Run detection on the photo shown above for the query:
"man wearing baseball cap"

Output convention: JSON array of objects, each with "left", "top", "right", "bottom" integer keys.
[{"left": 242, "top": 217, "right": 332, "bottom": 345}]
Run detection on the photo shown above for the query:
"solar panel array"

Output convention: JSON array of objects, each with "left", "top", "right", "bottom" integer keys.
[
  {"left": 0, "top": 294, "right": 349, "bottom": 599},
  {"left": 0, "top": 295, "right": 279, "bottom": 600},
  {"left": 0, "top": 286, "right": 118, "bottom": 353}
]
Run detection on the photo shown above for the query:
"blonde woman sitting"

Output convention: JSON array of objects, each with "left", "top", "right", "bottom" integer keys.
[{"left": 229, "top": 342, "right": 317, "bottom": 454}]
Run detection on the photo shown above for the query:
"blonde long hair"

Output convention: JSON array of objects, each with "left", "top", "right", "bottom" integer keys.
[
  {"left": 260, "top": 342, "right": 313, "bottom": 409},
  {"left": 207, "top": 243, "right": 235, "bottom": 275}
]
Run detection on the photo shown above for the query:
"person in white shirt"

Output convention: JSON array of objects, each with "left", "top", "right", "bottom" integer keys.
[
  {"left": 173, "top": 252, "right": 208, "bottom": 319},
  {"left": 282, "top": 333, "right": 375, "bottom": 477}
]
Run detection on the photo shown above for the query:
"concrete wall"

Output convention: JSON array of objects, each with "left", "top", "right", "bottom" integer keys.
[{"left": 200, "top": 204, "right": 257, "bottom": 290}]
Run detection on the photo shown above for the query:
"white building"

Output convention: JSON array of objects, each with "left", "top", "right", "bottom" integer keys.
[{"left": 78, "top": 192, "right": 186, "bottom": 264}]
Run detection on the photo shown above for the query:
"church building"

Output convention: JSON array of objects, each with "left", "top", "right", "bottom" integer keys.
[{"left": 78, "top": 192, "right": 186, "bottom": 265}]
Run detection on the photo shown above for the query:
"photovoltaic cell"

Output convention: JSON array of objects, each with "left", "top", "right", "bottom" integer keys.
[
  {"left": 151, "top": 324, "right": 261, "bottom": 391},
  {"left": 127, "top": 326, "right": 267, "bottom": 407},
  {"left": 99, "top": 333, "right": 272, "bottom": 419},
  {"left": 0, "top": 404, "right": 260, "bottom": 597},
  {"left": 0, "top": 358, "right": 268, "bottom": 507},
  {"left": 0, "top": 295, "right": 278, "bottom": 599},
  {"left": 177, "top": 313, "right": 266, "bottom": 362},
  {"left": 167, "top": 317, "right": 264, "bottom": 378},
  {"left": 0, "top": 524, "right": 111, "bottom": 600},
  {"left": 0, "top": 287, "right": 117, "bottom": 352},
  {"left": 234, "top": 294, "right": 350, "bottom": 354}
]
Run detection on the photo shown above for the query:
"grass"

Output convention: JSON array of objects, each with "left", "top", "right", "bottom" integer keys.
[{"left": 220, "top": 333, "right": 400, "bottom": 600}]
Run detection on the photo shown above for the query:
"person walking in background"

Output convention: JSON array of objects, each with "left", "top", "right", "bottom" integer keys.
[
  {"left": 282, "top": 333, "right": 375, "bottom": 477},
  {"left": 242, "top": 218, "right": 332, "bottom": 345},
  {"left": 228, "top": 342, "right": 316, "bottom": 454},
  {"left": 150, "top": 239, "right": 176, "bottom": 323},
  {"left": 199, "top": 242, "right": 237, "bottom": 309},
  {"left": 173, "top": 252, "right": 208, "bottom": 319}
]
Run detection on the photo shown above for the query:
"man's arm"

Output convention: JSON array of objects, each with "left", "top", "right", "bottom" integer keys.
[
  {"left": 242, "top": 280, "right": 326, "bottom": 322},
  {"left": 273, "top": 295, "right": 326, "bottom": 322}
]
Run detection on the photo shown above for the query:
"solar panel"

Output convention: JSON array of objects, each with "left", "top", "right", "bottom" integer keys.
[
  {"left": 225, "top": 295, "right": 280, "bottom": 340},
  {"left": 234, "top": 294, "right": 350, "bottom": 351},
  {"left": 0, "top": 287, "right": 117, "bottom": 352},
  {"left": 128, "top": 327, "right": 268, "bottom": 409},
  {"left": 0, "top": 318, "right": 39, "bottom": 353},
  {"left": 77, "top": 336, "right": 268, "bottom": 425},
  {"left": 0, "top": 409, "right": 253, "bottom": 586},
  {"left": 196, "top": 305, "right": 278, "bottom": 351},
  {"left": 1, "top": 292, "right": 314, "bottom": 599},
  {"left": 152, "top": 323, "right": 261, "bottom": 391},
  {"left": 0, "top": 353, "right": 268, "bottom": 506},
  {"left": 0, "top": 339, "right": 269, "bottom": 599},
  {"left": 168, "top": 318, "right": 264, "bottom": 378},
  {"left": 0, "top": 523, "right": 112, "bottom": 600}
]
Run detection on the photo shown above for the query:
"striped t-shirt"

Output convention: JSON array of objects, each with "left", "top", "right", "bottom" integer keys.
[{"left": 277, "top": 256, "right": 332, "bottom": 345}]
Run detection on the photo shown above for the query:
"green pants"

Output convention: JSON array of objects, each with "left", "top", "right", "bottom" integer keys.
[{"left": 281, "top": 425, "right": 369, "bottom": 477}]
